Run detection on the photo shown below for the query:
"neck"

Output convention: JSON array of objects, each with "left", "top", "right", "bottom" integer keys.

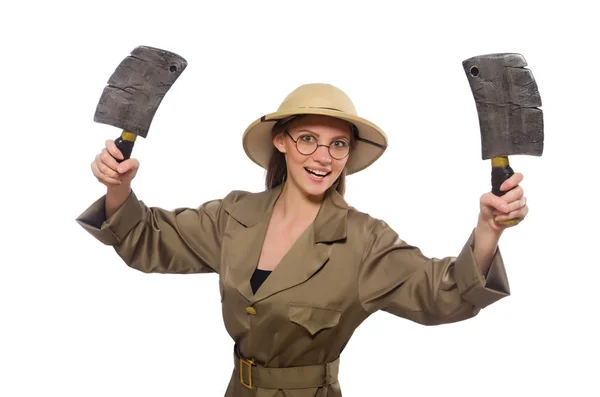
[{"left": 275, "top": 181, "right": 324, "bottom": 223}]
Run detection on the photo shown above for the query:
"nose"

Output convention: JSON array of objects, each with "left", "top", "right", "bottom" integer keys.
[{"left": 313, "top": 145, "right": 332, "bottom": 164}]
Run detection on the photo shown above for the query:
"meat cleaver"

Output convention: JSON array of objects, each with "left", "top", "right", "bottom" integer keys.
[
  {"left": 94, "top": 46, "right": 188, "bottom": 161},
  {"left": 462, "top": 53, "right": 543, "bottom": 225}
]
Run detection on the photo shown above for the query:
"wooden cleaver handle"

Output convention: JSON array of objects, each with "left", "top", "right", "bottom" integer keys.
[
  {"left": 491, "top": 156, "right": 519, "bottom": 226},
  {"left": 113, "top": 131, "right": 136, "bottom": 163}
]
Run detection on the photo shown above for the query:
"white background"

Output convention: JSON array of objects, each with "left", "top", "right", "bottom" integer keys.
[{"left": 1, "top": 1, "right": 598, "bottom": 396}]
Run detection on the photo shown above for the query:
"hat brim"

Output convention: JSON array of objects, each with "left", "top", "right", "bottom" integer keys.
[{"left": 242, "top": 108, "right": 388, "bottom": 175}]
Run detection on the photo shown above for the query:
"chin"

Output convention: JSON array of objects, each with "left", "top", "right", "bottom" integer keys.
[{"left": 302, "top": 184, "right": 331, "bottom": 198}]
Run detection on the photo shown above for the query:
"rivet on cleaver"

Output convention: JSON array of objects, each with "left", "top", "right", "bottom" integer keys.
[
  {"left": 93, "top": 46, "right": 188, "bottom": 162},
  {"left": 462, "top": 53, "right": 544, "bottom": 226}
]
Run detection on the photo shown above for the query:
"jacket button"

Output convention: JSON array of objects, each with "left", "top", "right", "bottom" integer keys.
[{"left": 246, "top": 307, "right": 257, "bottom": 315}]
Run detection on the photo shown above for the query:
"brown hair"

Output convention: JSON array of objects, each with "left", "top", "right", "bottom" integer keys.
[{"left": 265, "top": 115, "right": 350, "bottom": 196}]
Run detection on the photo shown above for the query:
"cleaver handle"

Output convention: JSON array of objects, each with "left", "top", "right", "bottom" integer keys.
[
  {"left": 491, "top": 157, "right": 519, "bottom": 226},
  {"left": 114, "top": 131, "right": 136, "bottom": 163}
]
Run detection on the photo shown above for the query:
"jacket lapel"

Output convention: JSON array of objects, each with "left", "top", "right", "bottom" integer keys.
[
  {"left": 223, "top": 184, "right": 349, "bottom": 304},
  {"left": 251, "top": 225, "right": 330, "bottom": 303},
  {"left": 222, "top": 186, "right": 281, "bottom": 302}
]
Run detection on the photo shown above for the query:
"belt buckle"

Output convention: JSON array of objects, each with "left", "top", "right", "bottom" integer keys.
[{"left": 240, "top": 357, "right": 255, "bottom": 389}]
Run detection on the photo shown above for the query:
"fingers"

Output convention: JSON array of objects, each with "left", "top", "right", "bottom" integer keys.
[
  {"left": 91, "top": 139, "right": 139, "bottom": 186},
  {"left": 116, "top": 158, "right": 139, "bottom": 174},
  {"left": 91, "top": 160, "right": 121, "bottom": 185},
  {"left": 483, "top": 172, "right": 528, "bottom": 228},
  {"left": 492, "top": 188, "right": 526, "bottom": 214},
  {"left": 95, "top": 153, "right": 120, "bottom": 181},
  {"left": 500, "top": 172, "right": 523, "bottom": 192},
  {"left": 105, "top": 139, "right": 124, "bottom": 161},
  {"left": 481, "top": 192, "right": 510, "bottom": 214},
  {"left": 493, "top": 173, "right": 525, "bottom": 215},
  {"left": 494, "top": 204, "right": 529, "bottom": 223},
  {"left": 500, "top": 184, "right": 524, "bottom": 203},
  {"left": 99, "top": 149, "right": 120, "bottom": 177},
  {"left": 509, "top": 195, "right": 526, "bottom": 213}
]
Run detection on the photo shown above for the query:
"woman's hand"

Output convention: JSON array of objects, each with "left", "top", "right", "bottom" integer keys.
[
  {"left": 91, "top": 139, "right": 140, "bottom": 189},
  {"left": 479, "top": 172, "right": 528, "bottom": 234},
  {"left": 473, "top": 172, "right": 528, "bottom": 274},
  {"left": 91, "top": 139, "right": 141, "bottom": 218}
]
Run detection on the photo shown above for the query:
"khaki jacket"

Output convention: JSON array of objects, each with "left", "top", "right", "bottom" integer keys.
[{"left": 76, "top": 183, "right": 510, "bottom": 397}]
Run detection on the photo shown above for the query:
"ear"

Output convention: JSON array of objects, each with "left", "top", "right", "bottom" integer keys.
[{"left": 272, "top": 132, "right": 287, "bottom": 154}]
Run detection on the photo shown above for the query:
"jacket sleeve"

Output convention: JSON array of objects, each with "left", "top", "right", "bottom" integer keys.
[
  {"left": 75, "top": 190, "right": 226, "bottom": 274},
  {"left": 357, "top": 219, "right": 510, "bottom": 325}
]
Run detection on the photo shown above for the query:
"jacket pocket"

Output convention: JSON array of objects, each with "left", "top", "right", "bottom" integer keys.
[{"left": 288, "top": 303, "right": 341, "bottom": 336}]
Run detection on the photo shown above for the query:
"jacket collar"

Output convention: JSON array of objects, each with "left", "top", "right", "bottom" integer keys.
[{"left": 224, "top": 183, "right": 349, "bottom": 243}]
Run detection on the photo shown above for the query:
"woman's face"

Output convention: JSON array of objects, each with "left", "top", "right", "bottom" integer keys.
[{"left": 273, "top": 115, "right": 352, "bottom": 199}]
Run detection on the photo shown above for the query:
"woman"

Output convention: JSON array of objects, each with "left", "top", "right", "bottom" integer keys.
[{"left": 77, "top": 83, "right": 528, "bottom": 397}]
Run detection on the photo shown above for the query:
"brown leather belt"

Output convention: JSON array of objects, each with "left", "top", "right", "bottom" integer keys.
[{"left": 234, "top": 346, "right": 339, "bottom": 390}]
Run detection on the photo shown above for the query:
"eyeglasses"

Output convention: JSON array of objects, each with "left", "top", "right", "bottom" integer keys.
[{"left": 285, "top": 130, "right": 351, "bottom": 160}]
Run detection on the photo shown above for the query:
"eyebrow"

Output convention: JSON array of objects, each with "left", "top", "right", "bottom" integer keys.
[{"left": 294, "top": 129, "right": 351, "bottom": 141}]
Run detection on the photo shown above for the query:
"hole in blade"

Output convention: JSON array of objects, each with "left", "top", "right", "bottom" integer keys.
[
  {"left": 470, "top": 66, "right": 479, "bottom": 77},
  {"left": 169, "top": 65, "right": 177, "bottom": 73}
]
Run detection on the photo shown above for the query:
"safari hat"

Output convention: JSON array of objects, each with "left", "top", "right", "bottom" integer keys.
[{"left": 242, "top": 83, "right": 388, "bottom": 175}]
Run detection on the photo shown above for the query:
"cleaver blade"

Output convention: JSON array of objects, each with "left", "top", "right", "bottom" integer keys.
[
  {"left": 94, "top": 45, "right": 188, "bottom": 161},
  {"left": 462, "top": 53, "right": 544, "bottom": 225}
]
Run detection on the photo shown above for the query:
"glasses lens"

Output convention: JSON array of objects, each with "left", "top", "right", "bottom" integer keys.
[
  {"left": 329, "top": 144, "right": 350, "bottom": 159},
  {"left": 296, "top": 136, "right": 317, "bottom": 155}
]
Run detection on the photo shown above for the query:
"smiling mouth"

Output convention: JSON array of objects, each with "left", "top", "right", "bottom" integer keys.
[{"left": 304, "top": 167, "right": 331, "bottom": 178}]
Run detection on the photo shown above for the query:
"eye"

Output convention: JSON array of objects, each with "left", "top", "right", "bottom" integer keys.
[
  {"left": 332, "top": 140, "right": 349, "bottom": 148},
  {"left": 299, "top": 134, "right": 316, "bottom": 142}
]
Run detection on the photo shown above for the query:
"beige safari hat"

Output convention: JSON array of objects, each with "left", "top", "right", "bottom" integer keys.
[{"left": 242, "top": 83, "right": 388, "bottom": 175}]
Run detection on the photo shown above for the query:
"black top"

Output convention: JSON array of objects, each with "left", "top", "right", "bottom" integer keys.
[{"left": 250, "top": 268, "right": 272, "bottom": 294}]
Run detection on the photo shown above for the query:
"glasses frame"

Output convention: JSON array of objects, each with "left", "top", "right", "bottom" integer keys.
[{"left": 285, "top": 130, "right": 351, "bottom": 160}]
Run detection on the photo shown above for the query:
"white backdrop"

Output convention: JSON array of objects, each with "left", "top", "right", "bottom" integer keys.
[{"left": 1, "top": 1, "right": 598, "bottom": 396}]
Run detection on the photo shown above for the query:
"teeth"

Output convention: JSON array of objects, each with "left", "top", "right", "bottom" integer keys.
[{"left": 307, "top": 168, "right": 329, "bottom": 176}]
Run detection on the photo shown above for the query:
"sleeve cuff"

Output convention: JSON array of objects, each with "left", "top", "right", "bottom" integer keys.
[
  {"left": 454, "top": 229, "right": 511, "bottom": 309},
  {"left": 75, "top": 190, "right": 144, "bottom": 245}
]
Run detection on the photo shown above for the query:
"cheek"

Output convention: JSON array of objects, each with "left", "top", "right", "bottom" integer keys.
[
  {"left": 333, "top": 158, "right": 348, "bottom": 173},
  {"left": 285, "top": 147, "right": 306, "bottom": 166}
]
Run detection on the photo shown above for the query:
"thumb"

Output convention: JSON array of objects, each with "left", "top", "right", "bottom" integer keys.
[
  {"left": 482, "top": 193, "right": 509, "bottom": 214},
  {"left": 117, "top": 158, "right": 139, "bottom": 174}
]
